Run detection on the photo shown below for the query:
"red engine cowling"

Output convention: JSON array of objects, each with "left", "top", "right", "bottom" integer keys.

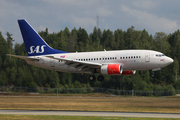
[
  {"left": 122, "top": 70, "right": 136, "bottom": 75},
  {"left": 101, "top": 64, "right": 123, "bottom": 75}
]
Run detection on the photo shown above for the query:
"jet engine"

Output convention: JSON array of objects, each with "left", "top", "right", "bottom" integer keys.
[
  {"left": 101, "top": 64, "right": 136, "bottom": 76},
  {"left": 101, "top": 64, "right": 123, "bottom": 75}
]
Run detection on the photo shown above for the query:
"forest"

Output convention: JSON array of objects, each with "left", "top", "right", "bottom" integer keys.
[{"left": 0, "top": 26, "right": 180, "bottom": 91}]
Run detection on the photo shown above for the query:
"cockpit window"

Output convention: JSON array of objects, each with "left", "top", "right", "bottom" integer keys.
[{"left": 156, "top": 54, "right": 165, "bottom": 57}]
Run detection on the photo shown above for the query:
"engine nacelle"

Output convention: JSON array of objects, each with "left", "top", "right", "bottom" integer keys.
[
  {"left": 121, "top": 70, "right": 136, "bottom": 75},
  {"left": 101, "top": 64, "right": 123, "bottom": 75}
]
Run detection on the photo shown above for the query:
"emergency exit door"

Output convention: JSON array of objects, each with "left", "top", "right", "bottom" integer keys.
[{"left": 145, "top": 53, "right": 150, "bottom": 62}]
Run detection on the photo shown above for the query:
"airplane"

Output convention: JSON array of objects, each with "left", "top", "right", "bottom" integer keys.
[{"left": 7, "top": 19, "right": 174, "bottom": 81}]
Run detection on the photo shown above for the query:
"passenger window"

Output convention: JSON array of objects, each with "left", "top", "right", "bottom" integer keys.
[
  {"left": 123, "top": 57, "right": 125, "bottom": 59},
  {"left": 129, "top": 56, "right": 130, "bottom": 59},
  {"left": 84, "top": 59, "right": 85, "bottom": 61},
  {"left": 94, "top": 58, "right": 96, "bottom": 60},
  {"left": 126, "top": 57, "right": 128, "bottom": 59},
  {"left": 100, "top": 58, "right": 101, "bottom": 60},
  {"left": 91, "top": 58, "right": 93, "bottom": 61},
  {"left": 103, "top": 58, "right": 104, "bottom": 60},
  {"left": 139, "top": 56, "right": 141, "bottom": 58},
  {"left": 134, "top": 56, "right": 135, "bottom": 58},
  {"left": 131, "top": 56, "right": 133, "bottom": 59},
  {"left": 113, "top": 57, "right": 114, "bottom": 59},
  {"left": 156, "top": 55, "right": 158, "bottom": 57},
  {"left": 136, "top": 56, "right": 138, "bottom": 58},
  {"left": 120, "top": 57, "right": 122, "bottom": 59},
  {"left": 89, "top": 59, "right": 90, "bottom": 61},
  {"left": 105, "top": 58, "right": 107, "bottom": 60},
  {"left": 81, "top": 59, "right": 83, "bottom": 61},
  {"left": 97, "top": 58, "right": 98, "bottom": 60},
  {"left": 115, "top": 57, "right": 117, "bottom": 59},
  {"left": 86, "top": 59, "right": 88, "bottom": 61},
  {"left": 108, "top": 58, "right": 109, "bottom": 60}
]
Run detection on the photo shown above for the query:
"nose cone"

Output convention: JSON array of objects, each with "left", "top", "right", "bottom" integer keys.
[{"left": 166, "top": 57, "right": 174, "bottom": 65}]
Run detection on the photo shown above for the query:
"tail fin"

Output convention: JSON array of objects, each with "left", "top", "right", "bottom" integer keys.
[{"left": 18, "top": 19, "right": 68, "bottom": 56}]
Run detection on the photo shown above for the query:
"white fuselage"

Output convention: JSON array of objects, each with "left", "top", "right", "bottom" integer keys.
[{"left": 25, "top": 50, "right": 173, "bottom": 74}]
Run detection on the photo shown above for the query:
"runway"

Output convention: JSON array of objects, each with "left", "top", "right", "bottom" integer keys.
[{"left": 0, "top": 110, "right": 180, "bottom": 118}]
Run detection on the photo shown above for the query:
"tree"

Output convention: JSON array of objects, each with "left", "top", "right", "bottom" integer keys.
[
  {"left": 140, "top": 29, "right": 150, "bottom": 49},
  {"left": 102, "top": 29, "right": 116, "bottom": 50},
  {"left": 114, "top": 29, "right": 125, "bottom": 50},
  {"left": 68, "top": 28, "right": 77, "bottom": 52},
  {"left": 6, "top": 32, "right": 14, "bottom": 55},
  {"left": 125, "top": 26, "right": 135, "bottom": 49},
  {"left": 172, "top": 57, "right": 179, "bottom": 82},
  {"left": 77, "top": 28, "right": 89, "bottom": 52},
  {"left": 154, "top": 32, "right": 170, "bottom": 55},
  {"left": 0, "top": 32, "right": 7, "bottom": 61}
]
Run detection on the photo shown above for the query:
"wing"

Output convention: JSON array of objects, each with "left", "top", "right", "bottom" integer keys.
[
  {"left": 6, "top": 54, "right": 40, "bottom": 61},
  {"left": 46, "top": 56, "right": 102, "bottom": 72}
]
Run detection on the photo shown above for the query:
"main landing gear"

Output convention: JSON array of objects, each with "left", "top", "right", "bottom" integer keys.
[
  {"left": 97, "top": 75, "right": 104, "bottom": 81},
  {"left": 89, "top": 75, "right": 96, "bottom": 81},
  {"left": 89, "top": 75, "right": 104, "bottom": 81}
]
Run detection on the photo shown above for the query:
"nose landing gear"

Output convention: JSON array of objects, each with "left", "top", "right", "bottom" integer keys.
[{"left": 151, "top": 71, "right": 155, "bottom": 77}]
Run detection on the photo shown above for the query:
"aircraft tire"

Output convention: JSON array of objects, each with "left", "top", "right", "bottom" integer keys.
[
  {"left": 89, "top": 75, "right": 96, "bottom": 81},
  {"left": 97, "top": 75, "right": 104, "bottom": 81}
]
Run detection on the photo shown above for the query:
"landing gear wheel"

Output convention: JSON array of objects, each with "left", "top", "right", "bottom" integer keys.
[
  {"left": 97, "top": 75, "right": 104, "bottom": 81},
  {"left": 89, "top": 75, "right": 96, "bottom": 81},
  {"left": 151, "top": 71, "right": 155, "bottom": 77}
]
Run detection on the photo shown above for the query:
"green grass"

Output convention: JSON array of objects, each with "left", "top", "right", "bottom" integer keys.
[{"left": 0, "top": 115, "right": 179, "bottom": 120}]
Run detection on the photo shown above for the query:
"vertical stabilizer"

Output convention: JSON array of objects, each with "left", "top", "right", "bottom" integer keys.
[{"left": 18, "top": 19, "right": 68, "bottom": 56}]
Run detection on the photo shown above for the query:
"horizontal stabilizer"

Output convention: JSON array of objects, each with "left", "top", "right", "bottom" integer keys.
[{"left": 6, "top": 54, "right": 39, "bottom": 61}]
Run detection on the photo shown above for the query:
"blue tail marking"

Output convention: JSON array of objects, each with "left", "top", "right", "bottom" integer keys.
[{"left": 18, "top": 19, "right": 68, "bottom": 56}]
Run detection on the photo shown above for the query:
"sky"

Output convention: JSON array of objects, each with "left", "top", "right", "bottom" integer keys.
[{"left": 1, "top": 0, "right": 180, "bottom": 44}]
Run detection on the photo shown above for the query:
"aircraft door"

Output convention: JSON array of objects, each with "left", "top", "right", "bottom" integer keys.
[
  {"left": 50, "top": 59, "right": 55, "bottom": 67},
  {"left": 145, "top": 53, "right": 150, "bottom": 62}
]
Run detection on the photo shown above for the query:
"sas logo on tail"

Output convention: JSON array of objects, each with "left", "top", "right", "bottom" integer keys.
[{"left": 28, "top": 45, "right": 46, "bottom": 54}]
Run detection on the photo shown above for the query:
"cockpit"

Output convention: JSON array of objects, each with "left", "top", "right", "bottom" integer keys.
[{"left": 155, "top": 54, "right": 165, "bottom": 57}]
